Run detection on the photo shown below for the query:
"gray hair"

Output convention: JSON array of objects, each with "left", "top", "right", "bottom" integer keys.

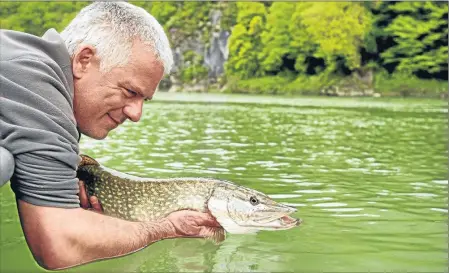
[{"left": 60, "top": 2, "right": 173, "bottom": 74}]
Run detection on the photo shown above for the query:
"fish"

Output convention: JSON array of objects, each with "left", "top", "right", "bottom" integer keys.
[{"left": 77, "top": 154, "right": 301, "bottom": 243}]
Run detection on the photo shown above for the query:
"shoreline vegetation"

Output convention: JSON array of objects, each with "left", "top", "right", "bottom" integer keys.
[
  {"left": 1, "top": 1, "right": 447, "bottom": 99},
  {"left": 164, "top": 73, "right": 448, "bottom": 99}
]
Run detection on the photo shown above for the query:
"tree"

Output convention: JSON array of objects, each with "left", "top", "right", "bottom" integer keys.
[
  {"left": 376, "top": 2, "right": 448, "bottom": 79},
  {"left": 259, "top": 2, "right": 297, "bottom": 73},
  {"left": 289, "top": 3, "right": 322, "bottom": 74},
  {"left": 1, "top": 2, "right": 87, "bottom": 35},
  {"left": 299, "top": 2, "right": 372, "bottom": 72},
  {"left": 158, "top": 2, "right": 213, "bottom": 47},
  {"left": 226, "top": 2, "right": 266, "bottom": 79}
]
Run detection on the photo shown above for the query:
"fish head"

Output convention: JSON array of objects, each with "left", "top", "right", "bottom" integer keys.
[{"left": 208, "top": 182, "right": 301, "bottom": 234}]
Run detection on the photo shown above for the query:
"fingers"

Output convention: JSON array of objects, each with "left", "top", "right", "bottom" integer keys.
[
  {"left": 78, "top": 180, "right": 103, "bottom": 213},
  {"left": 78, "top": 180, "right": 90, "bottom": 209},
  {"left": 89, "top": 196, "right": 104, "bottom": 212}
]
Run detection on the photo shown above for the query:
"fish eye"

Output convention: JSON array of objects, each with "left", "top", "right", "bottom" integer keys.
[{"left": 249, "top": 196, "right": 259, "bottom": 206}]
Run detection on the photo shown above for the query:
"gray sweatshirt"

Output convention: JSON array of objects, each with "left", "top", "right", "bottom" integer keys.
[{"left": 0, "top": 29, "right": 81, "bottom": 208}]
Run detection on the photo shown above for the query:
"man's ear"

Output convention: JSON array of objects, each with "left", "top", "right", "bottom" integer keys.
[{"left": 72, "top": 45, "right": 97, "bottom": 79}]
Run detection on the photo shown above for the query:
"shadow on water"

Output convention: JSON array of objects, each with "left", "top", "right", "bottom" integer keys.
[{"left": 69, "top": 234, "right": 264, "bottom": 273}]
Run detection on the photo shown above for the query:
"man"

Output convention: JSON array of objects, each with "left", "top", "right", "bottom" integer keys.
[{"left": 0, "top": 2, "right": 220, "bottom": 270}]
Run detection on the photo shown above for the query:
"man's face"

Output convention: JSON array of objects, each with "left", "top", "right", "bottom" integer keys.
[{"left": 72, "top": 40, "right": 164, "bottom": 139}]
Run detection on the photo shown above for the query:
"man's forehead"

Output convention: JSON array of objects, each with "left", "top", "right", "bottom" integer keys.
[{"left": 123, "top": 52, "right": 164, "bottom": 95}]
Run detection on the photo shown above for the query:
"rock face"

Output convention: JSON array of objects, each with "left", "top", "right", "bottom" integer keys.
[
  {"left": 163, "top": 12, "right": 382, "bottom": 97},
  {"left": 167, "top": 10, "right": 229, "bottom": 92},
  {"left": 205, "top": 10, "right": 229, "bottom": 82},
  {"left": 320, "top": 68, "right": 379, "bottom": 97}
]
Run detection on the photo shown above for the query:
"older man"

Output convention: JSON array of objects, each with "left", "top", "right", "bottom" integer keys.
[{"left": 0, "top": 2, "right": 219, "bottom": 270}]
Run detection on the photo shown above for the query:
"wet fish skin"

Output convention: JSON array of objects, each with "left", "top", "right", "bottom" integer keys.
[{"left": 77, "top": 155, "right": 300, "bottom": 242}]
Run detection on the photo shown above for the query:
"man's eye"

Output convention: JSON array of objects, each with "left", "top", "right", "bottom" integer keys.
[{"left": 126, "top": 89, "right": 137, "bottom": 96}]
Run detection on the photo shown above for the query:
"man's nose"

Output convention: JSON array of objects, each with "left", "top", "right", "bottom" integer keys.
[{"left": 123, "top": 99, "right": 143, "bottom": 122}]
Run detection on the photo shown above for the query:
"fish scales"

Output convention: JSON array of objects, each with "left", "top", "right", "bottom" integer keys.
[
  {"left": 77, "top": 155, "right": 300, "bottom": 242},
  {"left": 79, "top": 164, "right": 218, "bottom": 221}
]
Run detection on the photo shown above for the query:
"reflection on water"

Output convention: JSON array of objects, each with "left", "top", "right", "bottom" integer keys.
[{"left": 0, "top": 94, "right": 446, "bottom": 272}]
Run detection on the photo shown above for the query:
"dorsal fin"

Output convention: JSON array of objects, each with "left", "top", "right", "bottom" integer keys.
[{"left": 79, "top": 154, "right": 100, "bottom": 167}]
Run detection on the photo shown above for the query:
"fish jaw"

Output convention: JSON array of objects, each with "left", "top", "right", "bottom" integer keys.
[
  {"left": 207, "top": 184, "right": 301, "bottom": 234},
  {"left": 241, "top": 214, "right": 302, "bottom": 231},
  {"left": 228, "top": 204, "right": 301, "bottom": 233}
]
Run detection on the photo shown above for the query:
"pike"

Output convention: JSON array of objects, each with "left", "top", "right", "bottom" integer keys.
[{"left": 77, "top": 155, "right": 301, "bottom": 243}]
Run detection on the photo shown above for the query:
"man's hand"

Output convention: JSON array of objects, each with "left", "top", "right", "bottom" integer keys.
[
  {"left": 78, "top": 180, "right": 103, "bottom": 212},
  {"left": 165, "top": 210, "right": 222, "bottom": 239}
]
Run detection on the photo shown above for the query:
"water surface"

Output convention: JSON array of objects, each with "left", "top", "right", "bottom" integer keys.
[{"left": 1, "top": 93, "right": 447, "bottom": 272}]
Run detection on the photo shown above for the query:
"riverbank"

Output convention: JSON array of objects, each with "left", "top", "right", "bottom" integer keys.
[
  {"left": 166, "top": 74, "right": 448, "bottom": 99},
  {"left": 153, "top": 92, "right": 447, "bottom": 113}
]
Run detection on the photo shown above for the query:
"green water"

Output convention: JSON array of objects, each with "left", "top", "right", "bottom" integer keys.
[{"left": 1, "top": 93, "right": 447, "bottom": 272}]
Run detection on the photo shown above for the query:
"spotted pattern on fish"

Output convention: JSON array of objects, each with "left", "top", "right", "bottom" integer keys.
[
  {"left": 78, "top": 164, "right": 218, "bottom": 221},
  {"left": 77, "top": 154, "right": 300, "bottom": 242}
]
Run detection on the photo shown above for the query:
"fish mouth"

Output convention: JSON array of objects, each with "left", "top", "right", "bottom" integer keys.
[
  {"left": 237, "top": 214, "right": 301, "bottom": 231},
  {"left": 279, "top": 215, "right": 302, "bottom": 227},
  {"left": 249, "top": 212, "right": 302, "bottom": 230},
  {"left": 258, "top": 206, "right": 301, "bottom": 230},
  {"left": 268, "top": 215, "right": 301, "bottom": 230}
]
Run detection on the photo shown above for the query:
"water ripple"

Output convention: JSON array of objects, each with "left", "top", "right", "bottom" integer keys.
[{"left": 73, "top": 95, "right": 448, "bottom": 272}]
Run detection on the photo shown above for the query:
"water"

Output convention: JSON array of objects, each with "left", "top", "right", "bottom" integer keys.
[{"left": 1, "top": 93, "right": 447, "bottom": 272}]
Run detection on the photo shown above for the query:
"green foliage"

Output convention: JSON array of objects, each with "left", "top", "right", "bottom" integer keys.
[
  {"left": 157, "top": 2, "right": 213, "bottom": 47},
  {"left": 148, "top": 2, "right": 177, "bottom": 25},
  {"left": 236, "top": 2, "right": 266, "bottom": 27},
  {"left": 299, "top": 2, "right": 372, "bottom": 70},
  {"left": 179, "top": 50, "right": 208, "bottom": 84},
  {"left": 218, "top": 2, "right": 238, "bottom": 31},
  {"left": 225, "top": 2, "right": 266, "bottom": 79},
  {"left": 1, "top": 2, "right": 87, "bottom": 35},
  {"left": 224, "top": 73, "right": 344, "bottom": 96},
  {"left": 224, "top": 76, "right": 291, "bottom": 95},
  {"left": 288, "top": 3, "right": 320, "bottom": 74},
  {"left": 374, "top": 70, "right": 448, "bottom": 97},
  {"left": 284, "top": 74, "right": 342, "bottom": 95},
  {"left": 251, "top": 2, "right": 372, "bottom": 75},
  {"left": 259, "top": 2, "right": 296, "bottom": 72},
  {"left": 378, "top": 2, "right": 448, "bottom": 76},
  {"left": 2, "top": 1, "right": 446, "bottom": 97}
]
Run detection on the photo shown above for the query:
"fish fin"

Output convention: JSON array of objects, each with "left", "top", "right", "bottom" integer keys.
[
  {"left": 79, "top": 154, "right": 100, "bottom": 167},
  {"left": 207, "top": 227, "right": 226, "bottom": 245}
]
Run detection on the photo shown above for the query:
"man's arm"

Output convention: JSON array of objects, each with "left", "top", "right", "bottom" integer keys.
[{"left": 17, "top": 199, "right": 220, "bottom": 270}]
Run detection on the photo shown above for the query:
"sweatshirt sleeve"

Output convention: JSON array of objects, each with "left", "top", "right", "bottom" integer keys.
[{"left": 0, "top": 56, "right": 81, "bottom": 208}]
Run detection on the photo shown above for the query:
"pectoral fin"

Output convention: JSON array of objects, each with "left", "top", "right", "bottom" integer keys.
[{"left": 207, "top": 227, "right": 226, "bottom": 244}]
